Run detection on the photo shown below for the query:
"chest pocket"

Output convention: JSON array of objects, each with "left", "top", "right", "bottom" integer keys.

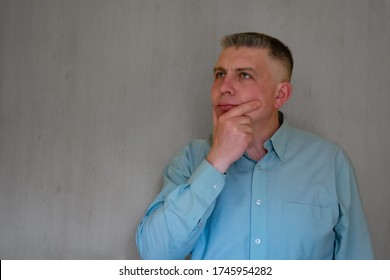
[{"left": 282, "top": 202, "right": 337, "bottom": 259}]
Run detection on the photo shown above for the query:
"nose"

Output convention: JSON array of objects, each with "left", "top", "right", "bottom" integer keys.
[{"left": 220, "top": 75, "right": 235, "bottom": 96}]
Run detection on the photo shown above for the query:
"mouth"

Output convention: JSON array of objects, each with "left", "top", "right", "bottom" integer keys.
[{"left": 218, "top": 104, "right": 237, "bottom": 113}]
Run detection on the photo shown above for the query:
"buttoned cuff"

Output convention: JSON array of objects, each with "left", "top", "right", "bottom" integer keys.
[{"left": 187, "top": 159, "right": 226, "bottom": 204}]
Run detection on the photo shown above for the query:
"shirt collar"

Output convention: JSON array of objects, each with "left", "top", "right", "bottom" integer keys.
[{"left": 264, "top": 112, "right": 291, "bottom": 162}]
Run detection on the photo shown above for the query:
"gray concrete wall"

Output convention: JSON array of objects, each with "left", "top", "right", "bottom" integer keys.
[{"left": 0, "top": 0, "right": 389, "bottom": 259}]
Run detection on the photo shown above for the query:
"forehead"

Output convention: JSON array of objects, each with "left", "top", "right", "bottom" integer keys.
[{"left": 215, "top": 47, "right": 272, "bottom": 70}]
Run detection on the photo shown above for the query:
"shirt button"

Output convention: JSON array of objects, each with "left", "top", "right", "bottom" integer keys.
[
  {"left": 257, "top": 165, "right": 262, "bottom": 171},
  {"left": 213, "top": 184, "right": 219, "bottom": 190},
  {"left": 255, "top": 239, "right": 261, "bottom": 245},
  {"left": 256, "top": 199, "right": 262, "bottom": 205}
]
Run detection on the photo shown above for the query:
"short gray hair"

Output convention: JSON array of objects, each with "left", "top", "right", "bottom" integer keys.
[{"left": 220, "top": 32, "right": 293, "bottom": 80}]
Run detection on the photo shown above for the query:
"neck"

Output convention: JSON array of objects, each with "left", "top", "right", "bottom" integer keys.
[{"left": 246, "top": 113, "right": 281, "bottom": 161}]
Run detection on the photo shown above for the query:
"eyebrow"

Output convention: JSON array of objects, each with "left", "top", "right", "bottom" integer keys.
[
  {"left": 213, "top": 66, "right": 226, "bottom": 73},
  {"left": 236, "top": 67, "right": 256, "bottom": 73},
  {"left": 213, "top": 66, "right": 256, "bottom": 73}
]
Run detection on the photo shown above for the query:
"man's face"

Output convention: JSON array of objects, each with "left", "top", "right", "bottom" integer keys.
[{"left": 211, "top": 47, "right": 284, "bottom": 126}]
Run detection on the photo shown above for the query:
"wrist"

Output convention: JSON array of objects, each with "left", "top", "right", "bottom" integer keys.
[{"left": 206, "top": 153, "right": 229, "bottom": 174}]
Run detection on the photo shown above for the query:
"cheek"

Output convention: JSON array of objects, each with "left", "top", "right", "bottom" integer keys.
[
  {"left": 210, "top": 84, "right": 220, "bottom": 102},
  {"left": 210, "top": 94, "right": 219, "bottom": 108},
  {"left": 248, "top": 96, "right": 275, "bottom": 117}
]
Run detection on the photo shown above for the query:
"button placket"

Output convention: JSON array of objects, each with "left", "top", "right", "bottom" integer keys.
[{"left": 250, "top": 158, "right": 267, "bottom": 259}]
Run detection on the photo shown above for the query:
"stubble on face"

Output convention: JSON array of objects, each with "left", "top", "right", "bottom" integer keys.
[{"left": 211, "top": 47, "right": 282, "bottom": 122}]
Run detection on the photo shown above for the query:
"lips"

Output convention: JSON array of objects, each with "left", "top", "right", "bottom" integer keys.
[{"left": 218, "top": 104, "right": 237, "bottom": 113}]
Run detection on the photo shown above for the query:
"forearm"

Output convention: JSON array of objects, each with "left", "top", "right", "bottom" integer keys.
[{"left": 136, "top": 160, "right": 225, "bottom": 259}]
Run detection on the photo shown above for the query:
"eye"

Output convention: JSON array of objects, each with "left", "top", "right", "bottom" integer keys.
[
  {"left": 240, "top": 72, "right": 252, "bottom": 79},
  {"left": 214, "top": 72, "right": 226, "bottom": 80}
]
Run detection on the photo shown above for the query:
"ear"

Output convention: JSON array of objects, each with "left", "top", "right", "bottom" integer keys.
[{"left": 274, "top": 82, "right": 292, "bottom": 109}]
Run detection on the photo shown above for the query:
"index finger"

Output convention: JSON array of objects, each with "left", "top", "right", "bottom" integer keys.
[{"left": 224, "top": 100, "right": 262, "bottom": 117}]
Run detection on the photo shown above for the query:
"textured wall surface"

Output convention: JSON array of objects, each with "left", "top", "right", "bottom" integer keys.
[{"left": 0, "top": 0, "right": 389, "bottom": 259}]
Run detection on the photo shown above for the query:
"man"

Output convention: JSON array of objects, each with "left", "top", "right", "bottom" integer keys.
[{"left": 136, "top": 32, "right": 374, "bottom": 259}]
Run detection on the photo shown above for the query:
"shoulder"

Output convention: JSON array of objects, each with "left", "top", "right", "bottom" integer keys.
[
  {"left": 181, "top": 137, "right": 211, "bottom": 159},
  {"left": 187, "top": 137, "right": 212, "bottom": 152},
  {"left": 168, "top": 137, "right": 211, "bottom": 173},
  {"left": 289, "top": 126, "right": 337, "bottom": 148},
  {"left": 286, "top": 124, "right": 348, "bottom": 163}
]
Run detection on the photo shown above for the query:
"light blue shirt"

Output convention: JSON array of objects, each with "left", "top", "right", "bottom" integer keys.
[{"left": 136, "top": 115, "right": 374, "bottom": 259}]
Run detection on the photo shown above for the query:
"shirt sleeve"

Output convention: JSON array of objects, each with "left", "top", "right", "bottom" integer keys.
[
  {"left": 136, "top": 145, "right": 225, "bottom": 259},
  {"left": 333, "top": 149, "right": 375, "bottom": 259}
]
